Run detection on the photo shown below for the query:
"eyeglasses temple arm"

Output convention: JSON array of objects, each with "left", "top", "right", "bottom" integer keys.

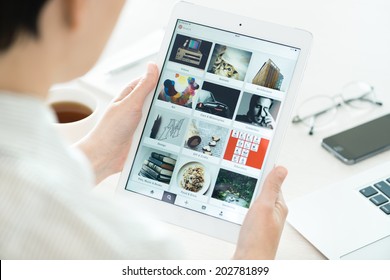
[
  {"left": 308, "top": 117, "right": 315, "bottom": 135},
  {"left": 292, "top": 103, "right": 342, "bottom": 124}
]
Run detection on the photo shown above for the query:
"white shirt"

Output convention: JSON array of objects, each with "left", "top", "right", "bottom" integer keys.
[{"left": 0, "top": 92, "right": 179, "bottom": 259}]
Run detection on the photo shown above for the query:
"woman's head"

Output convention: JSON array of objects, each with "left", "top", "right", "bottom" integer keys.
[{"left": 0, "top": 0, "right": 125, "bottom": 83}]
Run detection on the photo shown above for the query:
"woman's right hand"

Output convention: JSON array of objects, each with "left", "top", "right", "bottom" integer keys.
[{"left": 233, "top": 166, "right": 288, "bottom": 259}]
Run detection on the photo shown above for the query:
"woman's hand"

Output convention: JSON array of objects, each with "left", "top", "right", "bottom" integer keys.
[
  {"left": 76, "top": 63, "right": 158, "bottom": 183},
  {"left": 234, "top": 166, "right": 288, "bottom": 259}
]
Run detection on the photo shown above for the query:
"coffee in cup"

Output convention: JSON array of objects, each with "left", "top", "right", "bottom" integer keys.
[
  {"left": 47, "top": 86, "right": 99, "bottom": 143},
  {"left": 51, "top": 101, "right": 93, "bottom": 123}
]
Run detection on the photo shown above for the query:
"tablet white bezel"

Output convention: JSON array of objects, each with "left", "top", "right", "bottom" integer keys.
[{"left": 117, "top": 1, "right": 312, "bottom": 243}]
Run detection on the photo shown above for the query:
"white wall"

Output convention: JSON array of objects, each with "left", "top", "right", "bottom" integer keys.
[{"left": 105, "top": 0, "right": 390, "bottom": 106}]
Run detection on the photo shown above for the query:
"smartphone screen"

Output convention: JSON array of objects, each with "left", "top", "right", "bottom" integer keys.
[{"left": 321, "top": 113, "right": 390, "bottom": 164}]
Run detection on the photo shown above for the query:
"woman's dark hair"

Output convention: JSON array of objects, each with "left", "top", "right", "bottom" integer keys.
[{"left": 0, "top": 0, "right": 49, "bottom": 51}]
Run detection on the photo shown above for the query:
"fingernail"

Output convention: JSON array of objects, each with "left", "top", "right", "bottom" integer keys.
[
  {"left": 275, "top": 166, "right": 288, "bottom": 178},
  {"left": 146, "top": 62, "right": 156, "bottom": 74}
]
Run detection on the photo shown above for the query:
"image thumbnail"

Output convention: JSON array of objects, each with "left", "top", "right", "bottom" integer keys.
[
  {"left": 176, "top": 161, "right": 211, "bottom": 194},
  {"left": 211, "top": 169, "right": 257, "bottom": 208},
  {"left": 235, "top": 92, "right": 281, "bottom": 130},
  {"left": 158, "top": 71, "right": 201, "bottom": 108},
  {"left": 207, "top": 44, "right": 252, "bottom": 81},
  {"left": 252, "top": 59, "right": 284, "bottom": 90},
  {"left": 138, "top": 150, "right": 177, "bottom": 184},
  {"left": 247, "top": 53, "right": 297, "bottom": 91},
  {"left": 184, "top": 119, "right": 229, "bottom": 158},
  {"left": 195, "top": 81, "right": 240, "bottom": 120},
  {"left": 223, "top": 129, "right": 270, "bottom": 170},
  {"left": 169, "top": 34, "right": 213, "bottom": 70},
  {"left": 144, "top": 108, "right": 189, "bottom": 146}
]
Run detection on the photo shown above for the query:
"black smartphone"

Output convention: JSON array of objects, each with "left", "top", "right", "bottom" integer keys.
[{"left": 321, "top": 113, "right": 390, "bottom": 164}]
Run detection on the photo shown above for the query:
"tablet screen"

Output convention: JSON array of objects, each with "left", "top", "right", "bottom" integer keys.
[{"left": 124, "top": 19, "right": 300, "bottom": 225}]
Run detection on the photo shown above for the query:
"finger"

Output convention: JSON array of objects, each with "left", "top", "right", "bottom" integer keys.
[
  {"left": 114, "top": 77, "right": 142, "bottom": 102},
  {"left": 122, "top": 63, "right": 159, "bottom": 105},
  {"left": 258, "top": 166, "right": 288, "bottom": 204},
  {"left": 276, "top": 187, "right": 288, "bottom": 209}
]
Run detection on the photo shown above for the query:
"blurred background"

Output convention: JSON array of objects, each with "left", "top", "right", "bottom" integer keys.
[{"left": 104, "top": 0, "right": 390, "bottom": 106}]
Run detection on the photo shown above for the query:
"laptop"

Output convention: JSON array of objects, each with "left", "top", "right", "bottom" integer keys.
[{"left": 288, "top": 160, "right": 390, "bottom": 259}]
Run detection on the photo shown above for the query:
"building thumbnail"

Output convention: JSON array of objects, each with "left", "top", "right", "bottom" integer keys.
[{"left": 252, "top": 59, "right": 284, "bottom": 90}]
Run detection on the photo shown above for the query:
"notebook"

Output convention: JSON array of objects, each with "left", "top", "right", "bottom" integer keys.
[{"left": 288, "top": 160, "right": 390, "bottom": 259}]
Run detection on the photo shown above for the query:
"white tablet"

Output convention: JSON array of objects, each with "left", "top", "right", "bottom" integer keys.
[{"left": 117, "top": 1, "right": 312, "bottom": 243}]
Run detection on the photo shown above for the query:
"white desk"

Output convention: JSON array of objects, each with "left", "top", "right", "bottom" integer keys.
[{"left": 64, "top": 0, "right": 390, "bottom": 259}]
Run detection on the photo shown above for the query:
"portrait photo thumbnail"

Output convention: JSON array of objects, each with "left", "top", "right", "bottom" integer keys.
[{"left": 235, "top": 92, "right": 281, "bottom": 130}]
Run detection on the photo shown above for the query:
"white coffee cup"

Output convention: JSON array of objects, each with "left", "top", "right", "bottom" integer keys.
[{"left": 47, "top": 86, "right": 100, "bottom": 143}]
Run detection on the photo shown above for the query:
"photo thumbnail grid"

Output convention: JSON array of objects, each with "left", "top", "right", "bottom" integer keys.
[
  {"left": 141, "top": 105, "right": 272, "bottom": 170},
  {"left": 168, "top": 32, "right": 297, "bottom": 92},
  {"left": 137, "top": 29, "right": 282, "bottom": 190},
  {"left": 127, "top": 24, "right": 299, "bottom": 216},
  {"left": 136, "top": 105, "right": 271, "bottom": 206},
  {"left": 133, "top": 145, "right": 259, "bottom": 210}
]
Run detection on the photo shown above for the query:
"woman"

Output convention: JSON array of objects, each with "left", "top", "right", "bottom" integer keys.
[{"left": 0, "top": 0, "right": 288, "bottom": 259}]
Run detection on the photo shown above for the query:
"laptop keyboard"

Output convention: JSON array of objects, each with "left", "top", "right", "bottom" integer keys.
[{"left": 360, "top": 177, "right": 390, "bottom": 215}]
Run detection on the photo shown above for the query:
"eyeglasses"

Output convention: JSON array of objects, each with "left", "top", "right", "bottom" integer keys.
[{"left": 292, "top": 81, "right": 383, "bottom": 135}]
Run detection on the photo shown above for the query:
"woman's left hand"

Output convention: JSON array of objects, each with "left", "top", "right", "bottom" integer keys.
[{"left": 76, "top": 63, "right": 158, "bottom": 184}]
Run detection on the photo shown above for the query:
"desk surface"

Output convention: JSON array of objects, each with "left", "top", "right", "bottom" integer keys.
[{"left": 78, "top": 0, "right": 390, "bottom": 259}]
